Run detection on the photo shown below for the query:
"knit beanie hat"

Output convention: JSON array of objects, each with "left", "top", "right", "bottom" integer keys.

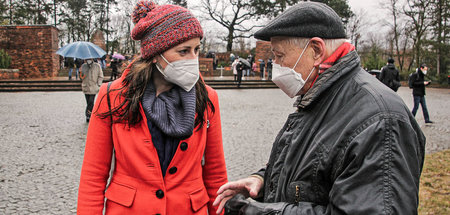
[{"left": 131, "top": 0, "right": 203, "bottom": 60}]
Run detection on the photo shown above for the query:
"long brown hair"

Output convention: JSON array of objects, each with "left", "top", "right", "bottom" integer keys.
[{"left": 96, "top": 56, "right": 214, "bottom": 129}]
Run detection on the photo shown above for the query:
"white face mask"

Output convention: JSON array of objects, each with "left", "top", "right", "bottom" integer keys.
[
  {"left": 86, "top": 60, "right": 93, "bottom": 65},
  {"left": 271, "top": 40, "right": 316, "bottom": 98},
  {"left": 156, "top": 54, "right": 200, "bottom": 92},
  {"left": 422, "top": 69, "right": 427, "bottom": 75}
]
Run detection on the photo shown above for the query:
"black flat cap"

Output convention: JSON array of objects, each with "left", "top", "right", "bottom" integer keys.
[{"left": 254, "top": 2, "right": 346, "bottom": 41}]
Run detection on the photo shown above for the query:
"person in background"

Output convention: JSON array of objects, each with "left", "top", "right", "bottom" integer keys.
[
  {"left": 252, "top": 62, "right": 257, "bottom": 77},
  {"left": 266, "top": 58, "right": 273, "bottom": 80},
  {"left": 411, "top": 63, "right": 433, "bottom": 123},
  {"left": 246, "top": 55, "right": 252, "bottom": 77},
  {"left": 214, "top": 2, "right": 425, "bottom": 214},
  {"left": 259, "top": 59, "right": 265, "bottom": 79},
  {"left": 232, "top": 58, "right": 239, "bottom": 82},
  {"left": 79, "top": 58, "right": 103, "bottom": 123},
  {"left": 77, "top": 1, "right": 228, "bottom": 214},
  {"left": 236, "top": 60, "right": 245, "bottom": 87},
  {"left": 66, "top": 57, "right": 75, "bottom": 80},
  {"left": 379, "top": 58, "right": 401, "bottom": 92},
  {"left": 75, "top": 58, "right": 83, "bottom": 80},
  {"left": 230, "top": 53, "right": 236, "bottom": 64},
  {"left": 109, "top": 57, "right": 120, "bottom": 81}
]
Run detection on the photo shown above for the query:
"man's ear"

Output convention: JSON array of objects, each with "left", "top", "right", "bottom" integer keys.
[{"left": 310, "top": 37, "right": 326, "bottom": 66}]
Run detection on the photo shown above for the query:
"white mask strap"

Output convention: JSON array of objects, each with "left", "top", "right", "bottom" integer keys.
[
  {"left": 292, "top": 40, "right": 311, "bottom": 70},
  {"left": 304, "top": 66, "right": 316, "bottom": 83},
  {"left": 160, "top": 54, "right": 170, "bottom": 65}
]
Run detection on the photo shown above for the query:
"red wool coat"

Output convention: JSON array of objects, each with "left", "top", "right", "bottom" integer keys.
[{"left": 77, "top": 71, "right": 228, "bottom": 215}]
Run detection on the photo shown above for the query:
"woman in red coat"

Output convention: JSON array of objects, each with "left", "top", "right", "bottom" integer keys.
[{"left": 77, "top": 1, "right": 228, "bottom": 214}]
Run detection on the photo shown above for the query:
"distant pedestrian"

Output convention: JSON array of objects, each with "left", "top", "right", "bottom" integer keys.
[
  {"left": 75, "top": 58, "right": 83, "bottom": 80},
  {"left": 236, "top": 60, "right": 245, "bottom": 87},
  {"left": 267, "top": 58, "right": 273, "bottom": 80},
  {"left": 66, "top": 57, "right": 75, "bottom": 80},
  {"left": 246, "top": 55, "right": 252, "bottom": 77},
  {"left": 109, "top": 58, "right": 120, "bottom": 80},
  {"left": 230, "top": 53, "right": 235, "bottom": 64},
  {"left": 379, "top": 58, "right": 401, "bottom": 92},
  {"left": 252, "top": 62, "right": 257, "bottom": 76},
  {"left": 232, "top": 58, "right": 239, "bottom": 82},
  {"left": 80, "top": 59, "right": 103, "bottom": 123},
  {"left": 259, "top": 59, "right": 265, "bottom": 79},
  {"left": 411, "top": 63, "right": 433, "bottom": 123}
]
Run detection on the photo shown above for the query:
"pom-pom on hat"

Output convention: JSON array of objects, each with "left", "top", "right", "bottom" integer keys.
[{"left": 131, "top": 0, "right": 203, "bottom": 60}]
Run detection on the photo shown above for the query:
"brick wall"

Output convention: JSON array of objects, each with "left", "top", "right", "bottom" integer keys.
[
  {"left": 199, "top": 58, "right": 213, "bottom": 76},
  {"left": 255, "top": 41, "right": 273, "bottom": 73},
  {"left": 91, "top": 29, "right": 106, "bottom": 51},
  {"left": 0, "top": 25, "right": 60, "bottom": 79}
]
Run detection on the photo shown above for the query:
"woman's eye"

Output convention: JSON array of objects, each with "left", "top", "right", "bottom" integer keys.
[
  {"left": 194, "top": 47, "right": 200, "bottom": 53},
  {"left": 179, "top": 50, "right": 188, "bottom": 55}
]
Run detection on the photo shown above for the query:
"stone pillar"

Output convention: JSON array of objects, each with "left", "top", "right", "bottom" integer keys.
[
  {"left": 0, "top": 25, "right": 60, "bottom": 79},
  {"left": 91, "top": 29, "right": 106, "bottom": 52}
]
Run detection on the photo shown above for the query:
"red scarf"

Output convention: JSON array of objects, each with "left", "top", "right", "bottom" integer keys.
[{"left": 311, "top": 42, "right": 355, "bottom": 86}]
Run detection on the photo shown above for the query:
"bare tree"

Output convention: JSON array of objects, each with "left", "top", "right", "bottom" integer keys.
[
  {"left": 403, "top": 0, "right": 432, "bottom": 68},
  {"left": 197, "top": 0, "right": 262, "bottom": 52},
  {"left": 382, "top": 0, "right": 410, "bottom": 72},
  {"left": 346, "top": 9, "right": 368, "bottom": 51}
]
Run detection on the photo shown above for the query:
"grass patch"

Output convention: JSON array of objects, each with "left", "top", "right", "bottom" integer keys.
[{"left": 419, "top": 149, "right": 450, "bottom": 214}]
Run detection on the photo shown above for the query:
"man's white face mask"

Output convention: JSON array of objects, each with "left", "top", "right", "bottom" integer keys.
[
  {"left": 156, "top": 54, "right": 200, "bottom": 92},
  {"left": 86, "top": 60, "right": 93, "bottom": 65},
  {"left": 271, "top": 40, "right": 316, "bottom": 98},
  {"left": 422, "top": 69, "right": 427, "bottom": 75}
]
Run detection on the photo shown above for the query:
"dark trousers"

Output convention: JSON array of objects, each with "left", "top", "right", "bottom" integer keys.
[
  {"left": 412, "top": 95, "right": 430, "bottom": 122},
  {"left": 237, "top": 70, "right": 243, "bottom": 87},
  {"left": 110, "top": 70, "right": 118, "bottom": 80},
  {"left": 85, "top": 94, "right": 96, "bottom": 120}
]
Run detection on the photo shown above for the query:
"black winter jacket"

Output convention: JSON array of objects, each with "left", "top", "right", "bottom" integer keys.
[
  {"left": 379, "top": 63, "right": 400, "bottom": 91},
  {"left": 411, "top": 69, "right": 426, "bottom": 96},
  {"left": 248, "top": 51, "right": 425, "bottom": 215}
]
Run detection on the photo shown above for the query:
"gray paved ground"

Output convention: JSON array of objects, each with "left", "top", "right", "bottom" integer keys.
[{"left": 0, "top": 87, "right": 449, "bottom": 214}]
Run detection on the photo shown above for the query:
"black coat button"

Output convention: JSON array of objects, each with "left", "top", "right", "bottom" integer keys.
[
  {"left": 169, "top": 167, "right": 177, "bottom": 174},
  {"left": 180, "top": 142, "right": 188, "bottom": 151},
  {"left": 156, "top": 189, "right": 164, "bottom": 199}
]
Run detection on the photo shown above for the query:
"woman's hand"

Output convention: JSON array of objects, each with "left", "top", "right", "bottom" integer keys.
[{"left": 213, "top": 176, "right": 263, "bottom": 214}]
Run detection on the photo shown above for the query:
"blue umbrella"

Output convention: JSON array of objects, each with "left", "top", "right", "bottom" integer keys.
[{"left": 56, "top": 41, "right": 106, "bottom": 60}]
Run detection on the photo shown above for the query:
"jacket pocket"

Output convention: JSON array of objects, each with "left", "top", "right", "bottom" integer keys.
[
  {"left": 105, "top": 181, "right": 137, "bottom": 207},
  {"left": 189, "top": 188, "right": 209, "bottom": 212}
]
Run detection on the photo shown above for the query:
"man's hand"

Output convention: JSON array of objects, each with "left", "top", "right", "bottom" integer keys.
[{"left": 213, "top": 176, "right": 263, "bottom": 215}]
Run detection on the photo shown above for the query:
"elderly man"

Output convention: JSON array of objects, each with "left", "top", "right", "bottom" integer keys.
[{"left": 214, "top": 2, "right": 425, "bottom": 215}]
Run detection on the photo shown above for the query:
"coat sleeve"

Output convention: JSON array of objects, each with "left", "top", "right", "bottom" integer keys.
[
  {"left": 378, "top": 67, "right": 385, "bottom": 81},
  {"left": 243, "top": 117, "right": 425, "bottom": 215},
  {"left": 77, "top": 83, "right": 113, "bottom": 215},
  {"left": 97, "top": 64, "right": 104, "bottom": 87},
  {"left": 202, "top": 87, "right": 228, "bottom": 215}
]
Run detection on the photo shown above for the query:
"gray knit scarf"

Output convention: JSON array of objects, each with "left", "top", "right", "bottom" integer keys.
[{"left": 142, "top": 80, "right": 196, "bottom": 139}]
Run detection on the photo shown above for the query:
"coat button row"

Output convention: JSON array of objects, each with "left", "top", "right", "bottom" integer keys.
[
  {"left": 180, "top": 142, "right": 188, "bottom": 151},
  {"left": 168, "top": 167, "right": 177, "bottom": 174},
  {"left": 156, "top": 189, "right": 164, "bottom": 199}
]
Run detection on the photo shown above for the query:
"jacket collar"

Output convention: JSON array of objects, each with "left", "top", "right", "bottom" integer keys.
[{"left": 294, "top": 51, "right": 361, "bottom": 109}]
